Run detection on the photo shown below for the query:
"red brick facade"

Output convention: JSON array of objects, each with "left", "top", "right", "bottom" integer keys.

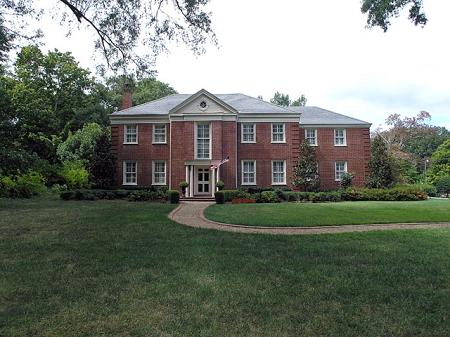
[{"left": 111, "top": 121, "right": 370, "bottom": 193}]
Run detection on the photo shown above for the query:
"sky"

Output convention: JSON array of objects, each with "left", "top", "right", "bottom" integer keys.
[{"left": 39, "top": 0, "right": 450, "bottom": 130}]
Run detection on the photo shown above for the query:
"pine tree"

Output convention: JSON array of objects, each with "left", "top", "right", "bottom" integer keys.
[
  {"left": 89, "top": 131, "right": 116, "bottom": 189},
  {"left": 366, "top": 135, "right": 395, "bottom": 188},
  {"left": 293, "top": 140, "right": 320, "bottom": 191}
]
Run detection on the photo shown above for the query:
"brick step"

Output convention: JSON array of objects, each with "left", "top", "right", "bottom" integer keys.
[{"left": 180, "top": 197, "right": 215, "bottom": 202}]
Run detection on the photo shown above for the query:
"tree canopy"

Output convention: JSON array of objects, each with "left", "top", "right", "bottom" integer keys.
[
  {"left": 0, "top": 0, "right": 216, "bottom": 76},
  {"left": 361, "top": 0, "right": 427, "bottom": 32},
  {"left": 270, "top": 92, "right": 307, "bottom": 107}
]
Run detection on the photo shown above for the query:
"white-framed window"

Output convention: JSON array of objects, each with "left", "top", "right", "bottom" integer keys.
[
  {"left": 334, "top": 128, "right": 347, "bottom": 146},
  {"left": 152, "top": 161, "right": 166, "bottom": 185},
  {"left": 123, "top": 161, "right": 137, "bottom": 185},
  {"left": 152, "top": 124, "right": 166, "bottom": 144},
  {"left": 271, "top": 123, "right": 285, "bottom": 143},
  {"left": 305, "top": 128, "right": 318, "bottom": 146},
  {"left": 272, "top": 160, "right": 286, "bottom": 185},
  {"left": 195, "top": 122, "right": 211, "bottom": 159},
  {"left": 335, "top": 161, "right": 347, "bottom": 181},
  {"left": 241, "top": 160, "right": 256, "bottom": 185},
  {"left": 124, "top": 124, "right": 138, "bottom": 144},
  {"left": 241, "top": 123, "right": 256, "bottom": 143}
]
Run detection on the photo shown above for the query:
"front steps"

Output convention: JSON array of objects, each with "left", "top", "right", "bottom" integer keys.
[{"left": 180, "top": 196, "right": 215, "bottom": 202}]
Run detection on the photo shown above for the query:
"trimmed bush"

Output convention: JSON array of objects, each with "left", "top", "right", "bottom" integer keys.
[
  {"left": 435, "top": 176, "right": 450, "bottom": 197},
  {"left": 128, "top": 190, "right": 160, "bottom": 202},
  {"left": 222, "top": 190, "right": 240, "bottom": 202},
  {"left": 0, "top": 171, "right": 46, "bottom": 198},
  {"left": 216, "top": 180, "right": 225, "bottom": 191},
  {"left": 260, "top": 191, "right": 280, "bottom": 203},
  {"left": 60, "top": 189, "right": 134, "bottom": 201},
  {"left": 168, "top": 190, "right": 180, "bottom": 204},
  {"left": 215, "top": 191, "right": 225, "bottom": 204}
]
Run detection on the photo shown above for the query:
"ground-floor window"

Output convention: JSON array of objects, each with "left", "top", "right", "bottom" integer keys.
[
  {"left": 123, "top": 161, "right": 137, "bottom": 185},
  {"left": 272, "top": 160, "right": 286, "bottom": 185},
  {"left": 335, "top": 161, "right": 347, "bottom": 181},
  {"left": 152, "top": 161, "right": 166, "bottom": 185},
  {"left": 242, "top": 160, "right": 256, "bottom": 185}
]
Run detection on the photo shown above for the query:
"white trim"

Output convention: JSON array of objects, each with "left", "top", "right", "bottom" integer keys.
[
  {"left": 111, "top": 118, "right": 169, "bottom": 124},
  {"left": 170, "top": 114, "right": 237, "bottom": 122},
  {"left": 271, "top": 123, "right": 286, "bottom": 143},
  {"left": 241, "top": 160, "right": 256, "bottom": 185},
  {"left": 334, "top": 128, "right": 347, "bottom": 146},
  {"left": 241, "top": 123, "right": 256, "bottom": 143},
  {"left": 304, "top": 128, "right": 318, "bottom": 146},
  {"left": 123, "top": 124, "right": 138, "bottom": 144},
  {"left": 271, "top": 160, "right": 287, "bottom": 185},
  {"left": 122, "top": 161, "right": 137, "bottom": 185},
  {"left": 301, "top": 124, "right": 371, "bottom": 128},
  {"left": 194, "top": 122, "right": 212, "bottom": 160},
  {"left": 152, "top": 124, "right": 167, "bottom": 144},
  {"left": 239, "top": 116, "right": 299, "bottom": 123},
  {"left": 152, "top": 160, "right": 167, "bottom": 185},
  {"left": 334, "top": 161, "right": 348, "bottom": 181}
]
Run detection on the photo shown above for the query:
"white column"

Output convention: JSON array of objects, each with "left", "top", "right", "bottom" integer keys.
[
  {"left": 211, "top": 167, "right": 216, "bottom": 196},
  {"left": 185, "top": 165, "right": 189, "bottom": 197},
  {"left": 217, "top": 166, "right": 220, "bottom": 182},
  {"left": 189, "top": 165, "right": 194, "bottom": 197}
]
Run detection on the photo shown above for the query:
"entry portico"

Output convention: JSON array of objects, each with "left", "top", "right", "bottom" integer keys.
[{"left": 184, "top": 160, "right": 222, "bottom": 197}]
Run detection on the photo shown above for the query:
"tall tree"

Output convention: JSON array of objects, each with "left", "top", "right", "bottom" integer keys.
[
  {"left": 361, "top": 0, "right": 427, "bottom": 32},
  {"left": 0, "top": 0, "right": 216, "bottom": 76},
  {"left": 366, "top": 135, "right": 396, "bottom": 188},
  {"left": 90, "top": 130, "right": 116, "bottom": 189},
  {"left": 292, "top": 140, "right": 320, "bottom": 192},
  {"left": 291, "top": 94, "right": 307, "bottom": 107},
  {"left": 427, "top": 139, "right": 450, "bottom": 184}
]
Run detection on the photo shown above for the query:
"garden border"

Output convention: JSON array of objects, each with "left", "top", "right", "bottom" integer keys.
[{"left": 169, "top": 201, "right": 450, "bottom": 235}]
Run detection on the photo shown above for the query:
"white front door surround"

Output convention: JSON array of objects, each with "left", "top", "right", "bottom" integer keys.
[
  {"left": 195, "top": 167, "right": 210, "bottom": 195},
  {"left": 184, "top": 162, "right": 218, "bottom": 197}
]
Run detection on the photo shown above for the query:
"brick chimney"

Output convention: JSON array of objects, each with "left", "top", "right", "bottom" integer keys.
[{"left": 120, "top": 83, "right": 133, "bottom": 110}]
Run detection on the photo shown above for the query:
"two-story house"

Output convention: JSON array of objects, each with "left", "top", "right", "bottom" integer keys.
[{"left": 110, "top": 89, "right": 371, "bottom": 197}]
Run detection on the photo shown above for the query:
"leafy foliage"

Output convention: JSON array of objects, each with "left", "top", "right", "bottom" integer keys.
[
  {"left": 0, "top": 171, "right": 46, "bottom": 198},
  {"left": 361, "top": 0, "right": 427, "bottom": 32},
  {"left": 340, "top": 172, "right": 354, "bottom": 189},
  {"left": 89, "top": 131, "right": 116, "bottom": 189},
  {"left": 0, "top": 0, "right": 216, "bottom": 75},
  {"left": 59, "top": 160, "right": 90, "bottom": 189},
  {"left": 293, "top": 140, "right": 320, "bottom": 192},
  {"left": 427, "top": 139, "right": 450, "bottom": 184},
  {"left": 57, "top": 123, "right": 104, "bottom": 163},
  {"left": 435, "top": 176, "right": 450, "bottom": 197},
  {"left": 366, "top": 135, "right": 395, "bottom": 188},
  {"left": 270, "top": 92, "right": 307, "bottom": 107}
]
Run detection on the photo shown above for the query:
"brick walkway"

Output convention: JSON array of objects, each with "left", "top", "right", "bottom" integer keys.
[{"left": 168, "top": 201, "right": 450, "bottom": 235}]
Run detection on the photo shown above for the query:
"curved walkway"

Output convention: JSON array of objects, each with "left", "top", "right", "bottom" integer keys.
[{"left": 169, "top": 201, "right": 450, "bottom": 235}]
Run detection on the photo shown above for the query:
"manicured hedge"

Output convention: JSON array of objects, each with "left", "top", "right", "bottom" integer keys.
[
  {"left": 216, "top": 186, "right": 428, "bottom": 204},
  {"left": 60, "top": 186, "right": 170, "bottom": 202},
  {"left": 168, "top": 190, "right": 180, "bottom": 204},
  {"left": 214, "top": 191, "right": 225, "bottom": 204}
]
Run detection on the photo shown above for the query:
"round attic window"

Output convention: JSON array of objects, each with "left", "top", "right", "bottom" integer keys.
[{"left": 199, "top": 100, "right": 208, "bottom": 110}]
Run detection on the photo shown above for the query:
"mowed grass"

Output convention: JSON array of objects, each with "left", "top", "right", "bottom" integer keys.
[
  {"left": 205, "top": 199, "right": 450, "bottom": 227},
  {"left": 1, "top": 197, "right": 450, "bottom": 337}
]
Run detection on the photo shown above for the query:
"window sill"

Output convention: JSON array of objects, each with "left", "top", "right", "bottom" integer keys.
[
  {"left": 152, "top": 142, "right": 167, "bottom": 145},
  {"left": 241, "top": 141, "right": 256, "bottom": 144},
  {"left": 334, "top": 144, "right": 347, "bottom": 147},
  {"left": 271, "top": 141, "right": 286, "bottom": 144},
  {"left": 241, "top": 183, "right": 257, "bottom": 186},
  {"left": 152, "top": 182, "right": 167, "bottom": 186},
  {"left": 123, "top": 182, "right": 137, "bottom": 186},
  {"left": 123, "top": 142, "right": 138, "bottom": 145},
  {"left": 271, "top": 182, "right": 287, "bottom": 186}
]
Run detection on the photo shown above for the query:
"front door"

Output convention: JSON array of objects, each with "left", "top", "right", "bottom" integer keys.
[{"left": 195, "top": 167, "right": 210, "bottom": 195}]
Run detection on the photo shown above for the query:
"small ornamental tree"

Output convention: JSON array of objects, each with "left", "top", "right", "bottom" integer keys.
[
  {"left": 340, "top": 172, "right": 354, "bottom": 189},
  {"left": 435, "top": 176, "right": 450, "bottom": 197},
  {"left": 89, "top": 131, "right": 116, "bottom": 189},
  {"left": 427, "top": 139, "right": 450, "bottom": 184},
  {"left": 293, "top": 140, "right": 320, "bottom": 192},
  {"left": 366, "top": 135, "right": 395, "bottom": 188}
]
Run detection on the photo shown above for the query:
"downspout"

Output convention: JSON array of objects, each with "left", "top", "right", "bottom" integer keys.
[{"left": 169, "top": 117, "right": 172, "bottom": 189}]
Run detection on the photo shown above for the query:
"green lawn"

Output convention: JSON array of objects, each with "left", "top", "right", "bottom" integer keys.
[
  {"left": 1, "top": 197, "right": 450, "bottom": 337},
  {"left": 205, "top": 199, "right": 450, "bottom": 227}
]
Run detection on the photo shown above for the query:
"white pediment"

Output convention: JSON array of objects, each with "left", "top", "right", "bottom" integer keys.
[{"left": 169, "top": 89, "right": 237, "bottom": 115}]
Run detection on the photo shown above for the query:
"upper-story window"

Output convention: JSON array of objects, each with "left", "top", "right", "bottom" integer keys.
[
  {"left": 272, "top": 160, "right": 286, "bottom": 185},
  {"left": 335, "top": 161, "right": 347, "bottom": 181},
  {"left": 241, "top": 123, "right": 256, "bottom": 143},
  {"left": 196, "top": 122, "right": 211, "bottom": 159},
  {"left": 124, "top": 125, "right": 138, "bottom": 144},
  {"left": 271, "top": 123, "right": 285, "bottom": 143},
  {"left": 153, "top": 124, "right": 166, "bottom": 144},
  {"left": 305, "top": 128, "right": 317, "bottom": 146},
  {"left": 123, "top": 161, "right": 137, "bottom": 185},
  {"left": 334, "top": 128, "right": 347, "bottom": 146}
]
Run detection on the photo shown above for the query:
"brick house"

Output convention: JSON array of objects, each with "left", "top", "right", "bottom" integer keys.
[{"left": 110, "top": 89, "right": 371, "bottom": 196}]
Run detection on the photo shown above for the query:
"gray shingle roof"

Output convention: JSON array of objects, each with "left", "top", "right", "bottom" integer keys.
[
  {"left": 289, "top": 106, "right": 371, "bottom": 126},
  {"left": 110, "top": 92, "right": 371, "bottom": 126},
  {"left": 111, "top": 93, "right": 296, "bottom": 115}
]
